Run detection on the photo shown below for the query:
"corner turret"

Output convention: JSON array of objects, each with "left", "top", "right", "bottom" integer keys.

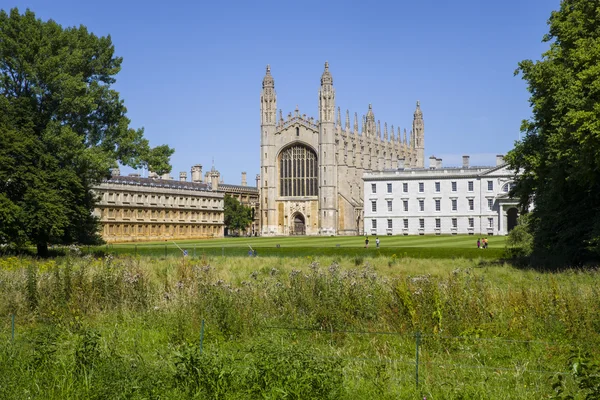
[{"left": 412, "top": 100, "right": 425, "bottom": 167}]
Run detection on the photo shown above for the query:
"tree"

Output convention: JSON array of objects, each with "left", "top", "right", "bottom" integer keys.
[
  {"left": 223, "top": 195, "right": 252, "bottom": 236},
  {"left": 0, "top": 8, "right": 174, "bottom": 256},
  {"left": 505, "top": 0, "right": 600, "bottom": 267}
]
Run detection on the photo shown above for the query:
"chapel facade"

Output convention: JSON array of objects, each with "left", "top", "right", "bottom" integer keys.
[{"left": 259, "top": 62, "right": 425, "bottom": 236}]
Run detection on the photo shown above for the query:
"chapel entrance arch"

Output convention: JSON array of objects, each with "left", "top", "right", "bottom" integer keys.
[
  {"left": 507, "top": 208, "right": 519, "bottom": 232},
  {"left": 291, "top": 212, "right": 306, "bottom": 235}
]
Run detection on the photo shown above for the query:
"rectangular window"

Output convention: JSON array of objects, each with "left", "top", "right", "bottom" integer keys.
[
  {"left": 435, "top": 182, "right": 440, "bottom": 192},
  {"left": 452, "top": 218, "right": 457, "bottom": 228},
  {"left": 487, "top": 198, "right": 493, "bottom": 211},
  {"left": 435, "top": 199, "right": 441, "bottom": 211},
  {"left": 468, "top": 199, "right": 474, "bottom": 211},
  {"left": 371, "top": 201, "right": 377, "bottom": 212},
  {"left": 403, "top": 200, "right": 408, "bottom": 212},
  {"left": 419, "top": 218, "right": 425, "bottom": 229},
  {"left": 372, "top": 219, "right": 377, "bottom": 229},
  {"left": 403, "top": 183, "right": 408, "bottom": 193},
  {"left": 403, "top": 219, "right": 408, "bottom": 229},
  {"left": 435, "top": 218, "right": 441, "bottom": 228},
  {"left": 488, "top": 217, "right": 494, "bottom": 228},
  {"left": 487, "top": 180, "right": 493, "bottom": 191},
  {"left": 387, "top": 219, "right": 392, "bottom": 229},
  {"left": 387, "top": 200, "right": 392, "bottom": 212},
  {"left": 419, "top": 200, "right": 424, "bottom": 211},
  {"left": 371, "top": 183, "right": 377, "bottom": 193},
  {"left": 451, "top": 199, "right": 457, "bottom": 211},
  {"left": 469, "top": 217, "right": 474, "bottom": 228},
  {"left": 387, "top": 183, "right": 392, "bottom": 193},
  {"left": 419, "top": 182, "right": 424, "bottom": 193},
  {"left": 452, "top": 181, "right": 457, "bottom": 192},
  {"left": 468, "top": 181, "right": 474, "bottom": 192}
]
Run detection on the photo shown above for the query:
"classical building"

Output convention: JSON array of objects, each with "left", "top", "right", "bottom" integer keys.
[
  {"left": 363, "top": 155, "right": 519, "bottom": 236},
  {"left": 93, "top": 165, "right": 259, "bottom": 242},
  {"left": 259, "top": 62, "right": 425, "bottom": 236}
]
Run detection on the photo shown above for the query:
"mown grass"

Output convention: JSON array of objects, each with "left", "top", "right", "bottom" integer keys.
[
  {"left": 99, "top": 234, "right": 508, "bottom": 260},
  {"left": 0, "top": 253, "right": 598, "bottom": 399}
]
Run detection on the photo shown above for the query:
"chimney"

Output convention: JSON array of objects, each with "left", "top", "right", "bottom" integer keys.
[
  {"left": 179, "top": 172, "right": 187, "bottom": 182},
  {"left": 161, "top": 173, "right": 171, "bottom": 180},
  {"left": 191, "top": 164, "right": 203, "bottom": 183},
  {"left": 496, "top": 154, "right": 505, "bottom": 166},
  {"left": 210, "top": 171, "right": 220, "bottom": 191},
  {"left": 436, "top": 158, "right": 442, "bottom": 169},
  {"left": 110, "top": 167, "right": 120, "bottom": 177},
  {"left": 397, "top": 158, "right": 405, "bottom": 169},
  {"left": 429, "top": 155, "right": 437, "bottom": 169},
  {"left": 241, "top": 172, "right": 247, "bottom": 186},
  {"left": 462, "top": 155, "right": 470, "bottom": 168},
  {"left": 256, "top": 174, "right": 260, "bottom": 188},
  {"left": 148, "top": 171, "right": 158, "bottom": 179}
]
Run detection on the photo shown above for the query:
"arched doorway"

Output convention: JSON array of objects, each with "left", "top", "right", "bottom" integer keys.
[
  {"left": 507, "top": 208, "right": 518, "bottom": 232},
  {"left": 291, "top": 213, "right": 306, "bottom": 235}
]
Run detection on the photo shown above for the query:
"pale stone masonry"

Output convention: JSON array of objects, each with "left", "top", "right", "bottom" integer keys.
[
  {"left": 92, "top": 175, "right": 224, "bottom": 242},
  {"left": 259, "top": 63, "right": 425, "bottom": 236},
  {"left": 363, "top": 155, "right": 520, "bottom": 236},
  {"left": 93, "top": 166, "right": 259, "bottom": 242}
]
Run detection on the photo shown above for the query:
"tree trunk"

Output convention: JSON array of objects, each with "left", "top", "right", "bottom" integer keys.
[{"left": 36, "top": 242, "right": 49, "bottom": 258}]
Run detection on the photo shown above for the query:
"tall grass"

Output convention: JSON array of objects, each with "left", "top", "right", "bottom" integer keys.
[{"left": 0, "top": 254, "right": 598, "bottom": 399}]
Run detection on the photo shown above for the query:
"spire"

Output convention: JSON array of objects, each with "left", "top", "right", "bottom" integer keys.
[
  {"left": 262, "top": 64, "right": 274, "bottom": 89},
  {"left": 377, "top": 120, "right": 381, "bottom": 139},
  {"left": 354, "top": 112, "right": 358, "bottom": 133},
  {"left": 362, "top": 115, "right": 366, "bottom": 134},
  {"left": 384, "top": 122, "right": 388, "bottom": 141},
  {"left": 414, "top": 100, "right": 423, "bottom": 119},
  {"left": 279, "top": 109, "right": 283, "bottom": 123},
  {"left": 261, "top": 64, "right": 276, "bottom": 126},
  {"left": 390, "top": 124, "right": 394, "bottom": 141},
  {"left": 321, "top": 61, "right": 333, "bottom": 86},
  {"left": 337, "top": 107, "right": 341, "bottom": 127},
  {"left": 345, "top": 109, "right": 350, "bottom": 130},
  {"left": 404, "top": 129, "right": 408, "bottom": 145},
  {"left": 366, "top": 104, "right": 375, "bottom": 135},
  {"left": 319, "top": 61, "right": 335, "bottom": 122}
]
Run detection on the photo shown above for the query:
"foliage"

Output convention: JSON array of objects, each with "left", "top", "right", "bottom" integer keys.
[
  {"left": 505, "top": 213, "right": 534, "bottom": 259},
  {"left": 551, "top": 350, "right": 600, "bottom": 399},
  {"left": 0, "top": 8, "right": 173, "bottom": 256},
  {"left": 506, "top": 0, "right": 600, "bottom": 267},
  {"left": 223, "top": 194, "right": 253, "bottom": 234}
]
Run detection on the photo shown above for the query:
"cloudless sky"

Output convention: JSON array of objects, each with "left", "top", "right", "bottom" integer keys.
[{"left": 6, "top": 0, "right": 560, "bottom": 186}]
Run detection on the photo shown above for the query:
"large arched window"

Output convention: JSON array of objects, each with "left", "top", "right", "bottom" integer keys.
[{"left": 279, "top": 145, "right": 318, "bottom": 197}]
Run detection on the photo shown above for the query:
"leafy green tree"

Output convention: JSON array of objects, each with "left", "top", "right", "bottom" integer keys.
[
  {"left": 223, "top": 195, "right": 252, "bottom": 236},
  {"left": 506, "top": 0, "right": 600, "bottom": 267},
  {"left": 0, "top": 8, "right": 174, "bottom": 256}
]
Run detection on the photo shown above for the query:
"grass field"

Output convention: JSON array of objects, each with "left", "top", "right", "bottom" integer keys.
[
  {"left": 0, "top": 252, "right": 598, "bottom": 399},
  {"left": 103, "top": 234, "right": 507, "bottom": 259}
]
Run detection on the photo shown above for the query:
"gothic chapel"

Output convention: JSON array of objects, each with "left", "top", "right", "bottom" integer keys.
[{"left": 258, "top": 62, "right": 425, "bottom": 236}]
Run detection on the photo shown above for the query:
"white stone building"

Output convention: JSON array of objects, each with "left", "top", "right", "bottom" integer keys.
[
  {"left": 259, "top": 62, "right": 425, "bottom": 236},
  {"left": 363, "top": 155, "right": 519, "bottom": 236}
]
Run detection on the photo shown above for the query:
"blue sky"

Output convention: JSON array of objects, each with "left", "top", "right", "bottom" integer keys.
[{"left": 6, "top": 0, "right": 559, "bottom": 186}]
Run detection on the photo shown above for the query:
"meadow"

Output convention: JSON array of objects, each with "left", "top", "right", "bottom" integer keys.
[{"left": 0, "top": 236, "right": 598, "bottom": 399}]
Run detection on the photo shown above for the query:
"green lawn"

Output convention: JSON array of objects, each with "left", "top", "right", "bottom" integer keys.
[{"left": 100, "top": 235, "right": 507, "bottom": 259}]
